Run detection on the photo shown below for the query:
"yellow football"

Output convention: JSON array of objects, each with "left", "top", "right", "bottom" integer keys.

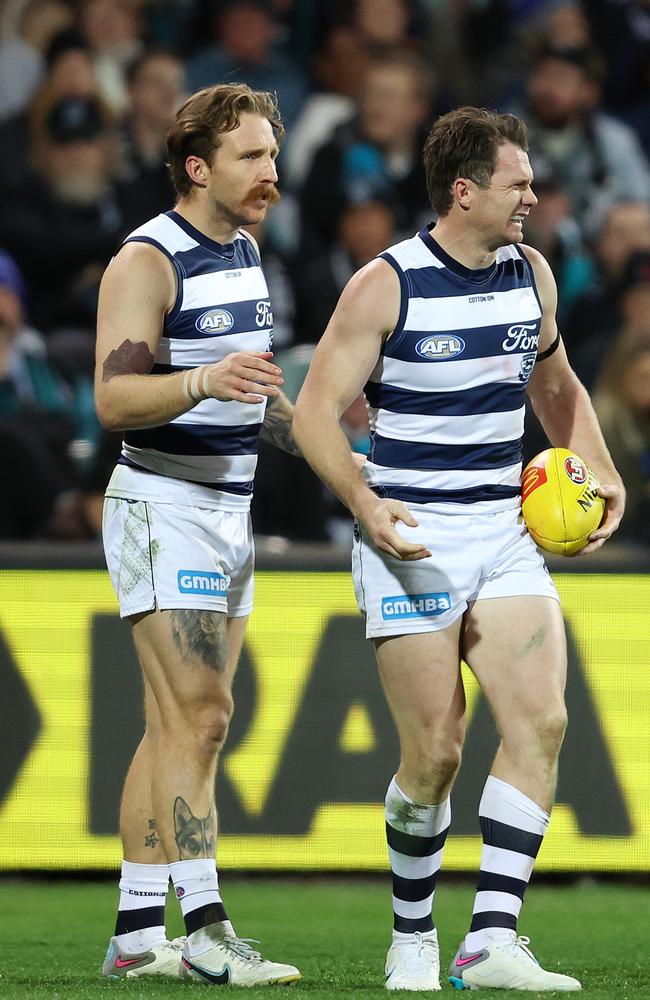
[{"left": 521, "top": 448, "right": 605, "bottom": 555}]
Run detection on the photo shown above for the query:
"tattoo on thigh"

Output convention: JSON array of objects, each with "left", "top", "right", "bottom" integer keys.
[
  {"left": 523, "top": 627, "right": 546, "bottom": 652},
  {"left": 174, "top": 797, "right": 216, "bottom": 860},
  {"left": 144, "top": 817, "right": 160, "bottom": 849},
  {"left": 170, "top": 610, "right": 227, "bottom": 672}
]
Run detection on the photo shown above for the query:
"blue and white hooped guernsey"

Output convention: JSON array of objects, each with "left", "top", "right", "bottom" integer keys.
[
  {"left": 363, "top": 227, "right": 542, "bottom": 514},
  {"left": 110, "top": 210, "right": 273, "bottom": 512}
]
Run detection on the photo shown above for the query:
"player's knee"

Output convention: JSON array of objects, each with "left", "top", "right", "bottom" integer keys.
[
  {"left": 195, "top": 695, "right": 234, "bottom": 754},
  {"left": 408, "top": 737, "right": 462, "bottom": 790},
  {"left": 535, "top": 703, "right": 568, "bottom": 753},
  {"left": 511, "top": 702, "right": 567, "bottom": 762}
]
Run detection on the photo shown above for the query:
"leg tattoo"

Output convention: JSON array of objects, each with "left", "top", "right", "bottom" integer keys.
[
  {"left": 170, "top": 610, "right": 228, "bottom": 672},
  {"left": 144, "top": 817, "right": 160, "bottom": 849},
  {"left": 174, "top": 797, "right": 216, "bottom": 860}
]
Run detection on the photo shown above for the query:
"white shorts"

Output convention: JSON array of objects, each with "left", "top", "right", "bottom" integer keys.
[
  {"left": 103, "top": 497, "right": 254, "bottom": 619},
  {"left": 352, "top": 506, "right": 559, "bottom": 639}
]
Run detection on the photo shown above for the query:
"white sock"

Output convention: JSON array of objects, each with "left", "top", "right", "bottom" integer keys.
[
  {"left": 465, "top": 776, "right": 549, "bottom": 952},
  {"left": 169, "top": 858, "right": 233, "bottom": 953},
  {"left": 385, "top": 776, "right": 451, "bottom": 937},
  {"left": 114, "top": 860, "right": 169, "bottom": 951}
]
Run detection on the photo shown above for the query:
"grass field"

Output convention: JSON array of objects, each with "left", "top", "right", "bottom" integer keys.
[{"left": 0, "top": 879, "right": 647, "bottom": 999}]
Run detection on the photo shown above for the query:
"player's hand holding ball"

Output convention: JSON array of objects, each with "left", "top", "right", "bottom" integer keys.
[{"left": 521, "top": 448, "right": 607, "bottom": 555}]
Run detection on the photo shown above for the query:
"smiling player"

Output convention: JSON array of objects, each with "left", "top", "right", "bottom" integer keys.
[{"left": 294, "top": 106, "right": 625, "bottom": 992}]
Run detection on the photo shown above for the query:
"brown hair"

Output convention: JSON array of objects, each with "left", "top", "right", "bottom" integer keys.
[
  {"left": 167, "top": 83, "right": 284, "bottom": 197},
  {"left": 423, "top": 106, "right": 528, "bottom": 216}
]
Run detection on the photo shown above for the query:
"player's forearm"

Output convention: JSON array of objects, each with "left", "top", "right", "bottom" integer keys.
[
  {"left": 95, "top": 370, "right": 198, "bottom": 431},
  {"left": 532, "top": 375, "right": 623, "bottom": 487},
  {"left": 293, "top": 408, "right": 376, "bottom": 517},
  {"left": 259, "top": 392, "right": 301, "bottom": 456}
]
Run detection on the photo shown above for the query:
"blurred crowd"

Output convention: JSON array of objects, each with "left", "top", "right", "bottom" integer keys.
[{"left": 0, "top": 0, "right": 648, "bottom": 546}]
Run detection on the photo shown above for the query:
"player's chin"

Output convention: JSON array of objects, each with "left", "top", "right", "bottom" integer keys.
[
  {"left": 508, "top": 221, "right": 524, "bottom": 241},
  {"left": 241, "top": 204, "right": 269, "bottom": 226}
]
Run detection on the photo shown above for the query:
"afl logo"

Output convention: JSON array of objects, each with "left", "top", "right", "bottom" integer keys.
[
  {"left": 415, "top": 335, "right": 465, "bottom": 360},
  {"left": 564, "top": 456, "right": 587, "bottom": 484},
  {"left": 195, "top": 308, "right": 234, "bottom": 334}
]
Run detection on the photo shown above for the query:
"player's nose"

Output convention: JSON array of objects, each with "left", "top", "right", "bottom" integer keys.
[
  {"left": 261, "top": 156, "right": 278, "bottom": 184},
  {"left": 524, "top": 185, "right": 538, "bottom": 207}
]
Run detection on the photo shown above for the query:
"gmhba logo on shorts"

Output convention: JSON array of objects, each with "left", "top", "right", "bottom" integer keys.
[
  {"left": 381, "top": 592, "right": 451, "bottom": 620},
  {"left": 177, "top": 570, "right": 229, "bottom": 594},
  {"left": 416, "top": 335, "right": 465, "bottom": 360},
  {"left": 195, "top": 308, "right": 234, "bottom": 334}
]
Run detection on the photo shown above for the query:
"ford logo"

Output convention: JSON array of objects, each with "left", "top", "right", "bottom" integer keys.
[{"left": 415, "top": 335, "right": 465, "bottom": 360}]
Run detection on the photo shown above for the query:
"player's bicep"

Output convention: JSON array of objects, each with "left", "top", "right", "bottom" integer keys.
[
  {"left": 95, "top": 243, "right": 175, "bottom": 391},
  {"left": 299, "top": 260, "right": 400, "bottom": 416},
  {"left": 527, "top": 336, "right": 576, "bottom": 407}
]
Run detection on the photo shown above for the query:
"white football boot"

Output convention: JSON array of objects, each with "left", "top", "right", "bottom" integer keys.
[
  {"left": 102, "top": 935, "right": 185, "bottom": 978},
  {"left": 180, "top": 922, "right": 301, "bottom": 986},
  {"left": 385, "top": 928, "right": 441, "bottom": 991},
  {"left": 448, "top": 933, "right": 582, "bottom": 991}
]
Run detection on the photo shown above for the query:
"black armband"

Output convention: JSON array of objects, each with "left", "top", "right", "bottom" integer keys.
[{"left": 536, "top": 330, "right": 561, "bottom": 362}]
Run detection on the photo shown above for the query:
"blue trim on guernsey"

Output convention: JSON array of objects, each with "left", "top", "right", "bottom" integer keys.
[
  {"left": 370, "top": 436, "right": 523, "bottom": 471},
  {"left": 122, "top": 236, "right": 185, "bottom": 327},
  {"left": 406, "top": 258, "right": 527, "bottom": 299},
  {"left": 124, "top": 422, "right": 262, "bottom": 456},
  {"left": 515, "top": 244, "right": 543, "bottom": 315},
  {"left": 378, "top": 252, "right": 411, "bottom": 358},
  {"left": 371, "top": 483, "right": 521, "bottom": 504},
  {"left": 166, "top": 210, "right": 238, "bottom": 259},
  {"left": 365, "top": 380, "right": 525, "bottom": 416},
  {"left": 117, "top": 455, "right": 254, "bottom": 494},
  {"left": 418, "top": 228, "right": 497, "bottom": 284}
]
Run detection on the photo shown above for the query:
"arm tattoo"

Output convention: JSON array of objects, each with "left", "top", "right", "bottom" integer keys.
[
  {"left": 259, "top": 392, "right": 301, "bottom": 456},
  {"left": 170, "top": 609, "right": 228, "bottom": 673},
  {"left": 174, "top": 797, "right": 216, "bottom": 859},
  {"left": 102, "top": 339, "right": 155, "bottom": 383},
  {"left": 144, "top": 818, "right": 160, "bottom": 849}
]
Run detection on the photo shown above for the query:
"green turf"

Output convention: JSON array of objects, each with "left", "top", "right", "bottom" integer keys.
[{"left": 0, "top": 879, "right": 647, "bottom": 998}]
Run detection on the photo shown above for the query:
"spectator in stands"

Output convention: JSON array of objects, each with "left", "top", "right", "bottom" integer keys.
[
  {"left": 186, "top": 0, "right": 308, "bottom": 130},
  {"left": 283, "top": 25, "right": 370, "bottom": 191},
  {"left": 593, "top": 273, "right": 650, "bottom": 545},
  {"left": 78, "top": 0, "right": 144, "bottom": 113},
  {"left": 521, "top": 168, "right": 594, "bottom": 324},
  {"left": 0, "top": 0, "right": 74, "bottom": 121},
  {"left": 296, "top": 198, "right": 396, "bottom": 344},
  {"left": 515, "top": 43, "right": 650, "bottom": 238},
  {"left": 0, "top": 95, "right": 123, "bottom": 373},
  {"left": 352, "top": 0, "right": 426, "bottom": 52},
  {"left": 585, "top": 0, "right": 650, "bottom": 130},
  {"left": 0, "top": 29, "right": 97, "bottom": 190},
  {"left": 565, "top": 202, "right": 650, "bottom": 387},
  {"left": 300, "top": 50, "right": 433, "bottom": 256},
  {"left": 0, "top": 250, "right": 89, "bottom": 539},
  {"left": 116, "top": 48, "right": 185, "bottom": 232}
]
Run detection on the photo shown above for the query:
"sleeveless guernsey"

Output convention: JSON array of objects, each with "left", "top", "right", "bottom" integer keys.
[
  {"left": 363, "top": 228, "right": 542, "bottom": 515},
  {"left": 106, "top": 210, "right": 273, "bottom": 512}
]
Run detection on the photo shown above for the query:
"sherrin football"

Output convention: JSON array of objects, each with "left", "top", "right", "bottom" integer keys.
[{"left": 521, "top": 448, "right": 605, "bottom": 555}]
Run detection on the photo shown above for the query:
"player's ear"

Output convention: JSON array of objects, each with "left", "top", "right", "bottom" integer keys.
[
  {"left": 452, "top": 177, "right": 472, "bottom": 210},
  {"left": 185, "top": 155, "right": 210, "bottom": 188}
]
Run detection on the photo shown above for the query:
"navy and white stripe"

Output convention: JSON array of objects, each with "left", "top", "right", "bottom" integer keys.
[
  {"left": 385, "top": 777, "right": 451, "bottom": 934},
  {"left": 466, "top": 776, "right": 549, "bottom": 945},
  {"left": 363, "top": 228, "right": 542, "bottom": 512},
  {"left": 119, "top": 211, "right": 273, "bottom": 500}
]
